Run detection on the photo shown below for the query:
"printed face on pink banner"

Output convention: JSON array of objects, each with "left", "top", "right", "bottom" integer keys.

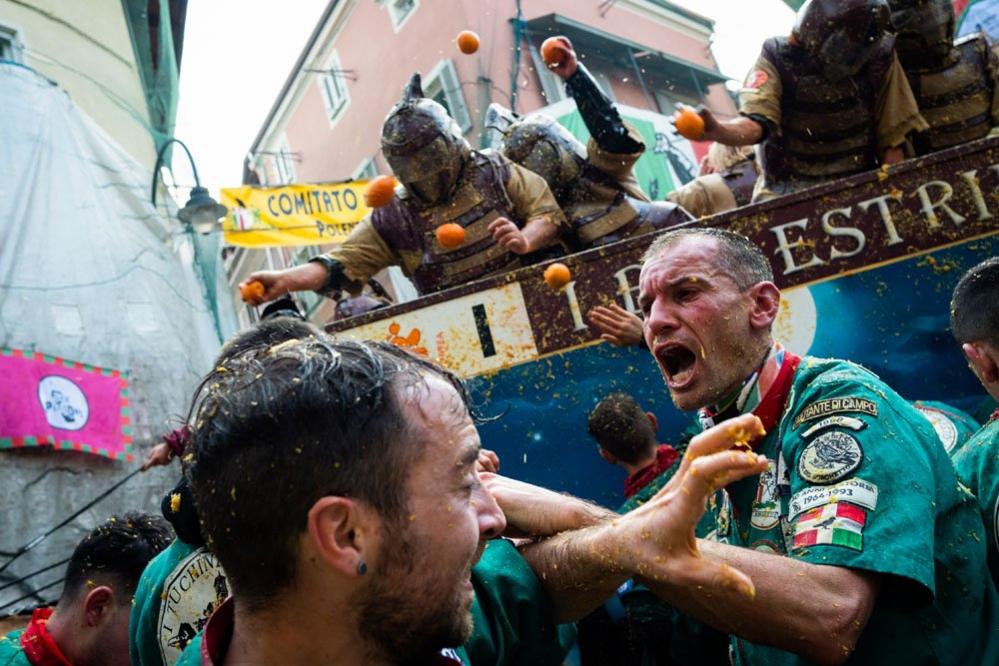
[{"left": 0, "top": 349, "right": 132, "bottom": 460}]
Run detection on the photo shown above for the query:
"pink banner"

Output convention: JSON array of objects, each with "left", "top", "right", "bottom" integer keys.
[{"left": 0, "top": 349, "right": 132, "bottom": 461}]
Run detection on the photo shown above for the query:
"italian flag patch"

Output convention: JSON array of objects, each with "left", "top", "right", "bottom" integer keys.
[{"left": 792, "top": 502, "right": 866, "bottom": 551}]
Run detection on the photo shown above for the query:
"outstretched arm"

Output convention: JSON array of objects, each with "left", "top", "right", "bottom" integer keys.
[
  {"left": 544, "top": 36, "right": 642, "bottom": 155},
  {"left": 697, "top": 107, "right": 765, "bottom": 146},
  {"left": 641, "top": 541, "right": 880, "bottom": 664},
  {"left": 240, "top": 261, "right": 331, "bottom": 304},
  {"left": 499, "top": 414, "right": 769, "bottom": 622},
  {"left": 239, "top": 217, "right": 389, "bottom": 303}
]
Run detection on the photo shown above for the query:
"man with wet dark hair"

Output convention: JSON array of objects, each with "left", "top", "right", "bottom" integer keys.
[
  {"left": 951, "top": 257, "right": 999, "bottom": 585},
  {"left": 587, "top": 393, "right": 678, "bottom": 499},
  {"left": 131, "top": 317, "right": 323, "bottom": 666},
  {"left": 0, "top": 513, "right": 171, "bottom": 666},
  {"left": 176, "top": 336, "right": 768, "bottom": 665}
]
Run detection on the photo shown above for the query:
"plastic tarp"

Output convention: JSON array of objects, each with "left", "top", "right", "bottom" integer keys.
[{"left": 0, "top": 62, "right": 236, "bottom": 609}]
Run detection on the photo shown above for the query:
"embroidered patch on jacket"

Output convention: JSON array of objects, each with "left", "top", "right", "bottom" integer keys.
[
  {"left": 915, "top": 406, "right": 959, "bottom": 453},
  {"left": 750, "top": 539, "right": 781, "bottom": 553},
  {"left": 789, "top": 478, "right": 879, "bottom": 518},
  {"left": 792, "top": 501, "right": 866, "bottom": 551},
  {"left": 800, "top": 415, "right": 867, "bottom": 439},
  {"left": 798, "top": 431, "right": 863, "bottom": 484},
  {"left": 157, "top": 548, "right": 229, "bottom": 664},
  {"left": 750, "top": 458, "right": 781, "bottom": 530},
  {"left": 793, "top": 397, "right": 878, "bottom": 428},
  {"left": 743, "top": 68, "right": 768, "bottom": 90}
]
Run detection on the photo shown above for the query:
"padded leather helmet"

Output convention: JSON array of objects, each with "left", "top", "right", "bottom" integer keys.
[
  {"left": 381, "top": 73, "right": 471, "bottom": 205},
  {"left": 793, "top": 0, "right": 893, "bottom": 81}
]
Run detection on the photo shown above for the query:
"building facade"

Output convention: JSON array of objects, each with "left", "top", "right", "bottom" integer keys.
[
  {"left": 0, "top": 0, "right": 185, "bottom": 172},
  {"left": 231, "top": 0, "right": 737, "bottom": 326}
]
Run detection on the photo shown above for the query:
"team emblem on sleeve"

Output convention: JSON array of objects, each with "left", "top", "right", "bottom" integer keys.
[
  {"left": 792, "top": 397, "right": 878, "bottom": 429},
  {"left": 915, "top": 406, "right": 959, "bottom": 453},
  {"left": 743, "top": 69, "right": 768, "bottom": 90},
  {"left": 797, "top": 431, "right": 863, "bottom": 484}
]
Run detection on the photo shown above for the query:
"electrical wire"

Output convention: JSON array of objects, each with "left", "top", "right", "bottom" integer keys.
[
  {"left": 0, "top": 558, "right": 70, "bottom": 593},
  {"left": 0, "top": 468, "right": 142, "bottom": 576},
  {"left": 0, "top": 578, "right": 62, "bottom": 612}
]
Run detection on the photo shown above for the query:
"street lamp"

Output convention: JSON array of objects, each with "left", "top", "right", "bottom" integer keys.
[
  {"left": 150, "top": 138, "right": 229, "bottom": 344},
  {"left": 150, "top": 138, "right": 227, "bottom": 233}
]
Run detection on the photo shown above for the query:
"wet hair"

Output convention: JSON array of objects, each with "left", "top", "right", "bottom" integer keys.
[
  {"left": 217, "top": 318, "right": 323, "bottom": 366},
  {"left": 951, "top": 256, "right": 999, "bottom": 348},
  {"left": 61, "top": 512, "right": 172, "bottom": 602},
  {"left": 587, "top": 393, "right": 657, "bottom": 465},
  {"left": 182, "top": 318, "right": 324, "bottom": 428},
  {"left": 642, "top": 227, "right": 773, "bottom": 289},
  {"left": 187, "top": 338, "right": 472, "bottom": 609}
]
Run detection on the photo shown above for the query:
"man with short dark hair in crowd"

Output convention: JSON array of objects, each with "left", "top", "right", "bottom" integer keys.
[
  {"left": 587, "top": 393, "right": 677, "bottom": 500},
  {"left": 131, "top": 316, "right": 323, "bottom": 666},
  {"left": 951, "top": 257, "right": 999, "bottom": 586},
  {"left": 176, "top": 337, "right": 768, "bottom": 665},
  {"left": 0, "top": 513, "right": 171, "bottom": 666}
]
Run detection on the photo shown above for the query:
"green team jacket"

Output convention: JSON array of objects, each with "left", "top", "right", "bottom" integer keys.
[
  {"left": 176, "top": 538, "right": 572, "bottom": 665},
  {"left": 953, "top": 416, "right": 999, "bottom": 586},
  {"left": 130, "top": 538, "right": 228, "bottom": 666},
  {"left": 0, "top": 632, "right": 29, "bottom": 666},
  {"left": 614, "top": 429, "right": 730, "bottom": 665},
  {"left": 715, "top": 357, "right": 999, "bottom": 665}
]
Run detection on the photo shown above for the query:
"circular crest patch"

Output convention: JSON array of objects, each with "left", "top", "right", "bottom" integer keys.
[
  {"left": 750, "top": 539, "right": 780, "bottom": 553},
  {"left": 797, "top": 431, "right": 863, "bottom": 485},
  {"left": 157, "top": 548, "right": 229, "bottom": 663},
  {"left": 916, "top": 406, "right": 959, "bottom": 453}
]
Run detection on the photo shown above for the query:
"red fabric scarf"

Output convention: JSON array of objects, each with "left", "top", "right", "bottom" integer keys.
[
  {"left": 751, "top": 352, "right": 802, "bottom": 439},
  {"left": 624, "top": 444, "right": 680, "bottom": 499},
  {"left": 699, "top": 346, "right": 802, "bottom": 447},
  {"left": 20, "top": 608, "right": 71, "bottom": 666}
]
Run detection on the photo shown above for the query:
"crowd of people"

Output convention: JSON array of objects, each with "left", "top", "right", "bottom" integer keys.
[
  {"left": 2, "top": 1, "right": 999, "bottom": 664},
  {"left": 1, "top": 233, "right": 996, "bottom": 666},
  {"left": 241, "top": 0, "right": 996, "bottom": 319}
]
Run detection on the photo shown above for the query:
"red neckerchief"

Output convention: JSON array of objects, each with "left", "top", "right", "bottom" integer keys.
[
  {"left": 624, "top": 444, "right": 680, "bottom": 499},
  {"left": 19, "top": 608, "right": 71, "bottom": 666},
  {"left": 201, "top": 596, "right": 234, "bottom": 666},
  {"left": 751, "top": 351, "right": 801, "bottom": 441},
  {"left": 991, "top": 409, "right": 999, "bottom": 423}
]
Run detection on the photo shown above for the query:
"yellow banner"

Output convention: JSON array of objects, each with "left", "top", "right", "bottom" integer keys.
[{"left": 220, "top": 181, "right": 371, "bottom": 248}]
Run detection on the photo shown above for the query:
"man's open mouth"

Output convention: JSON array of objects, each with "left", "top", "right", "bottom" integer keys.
[{"left": 659, "top": 344, "right": 698, "bottom": 389}]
